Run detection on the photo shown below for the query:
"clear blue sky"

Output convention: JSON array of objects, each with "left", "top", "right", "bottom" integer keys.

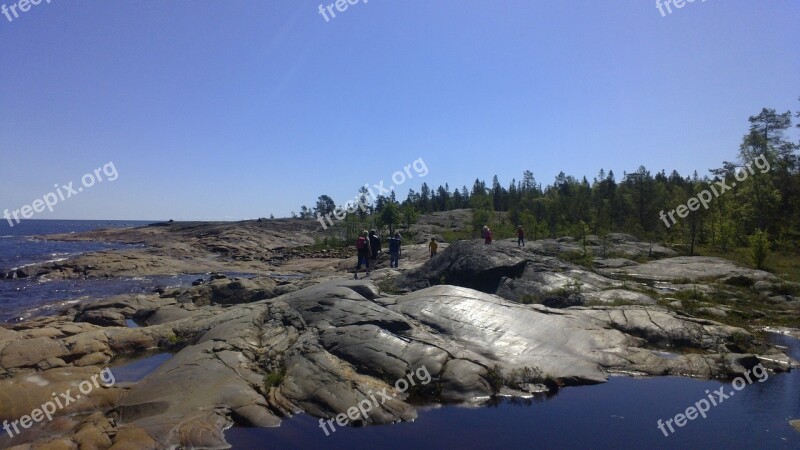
[{"left": 1, "top": 0, "right": 798, "bottom": 220}]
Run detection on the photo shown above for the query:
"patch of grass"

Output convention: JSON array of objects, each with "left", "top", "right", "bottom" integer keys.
[
  {"left": 485, "top": 365, "right": 504, "bottom": 392},
  {"left": 673, "top": 287, "right": 707, "bottom": 302},
  {"left": 400, "top": 230, "right": 418, "bottom": 242},
  {"left": 561, "top": 251, "right": 594, "bottom": 268},
  {"left": 774, "top": 277, "right": 799, "bottom": 296},
  {"left": 263, "top": 367, "right": 286, "bottom": 389},
  {"left": 659, "top": 279, "right": 800, "bottom": 330},
  {"left": 584, "top": 298, "right": 639, "bottom": 307},
  {"left": 728, "top": 331, "right": 759, "bottom": 354},
  {"left": 441, "top": 229, "right": 471, "bottom": 242},
  {"left": 163, "top": 332, "right": 190, "bottom": 349},
  {"left": 506, "top": 366, "right": 546, "bottom": 390},
  {"left": 483, "top": 365, "right": 552, "bottom": 393},
  {"left": 310, "top": 236, "right": 349, "bottom": 250},
  {"left": 725, "top": 275, "right": 755, "bottom": 288},
  {"left": 376, "top": 275, "right": 403, "bottom": 295},
  {"left": 519, "top": 293, "right": 543, "bottom": 305},
  {"left": 695, "top": 245, "right": 800, "bottom": 284},
  {"left": 555, "top": 280, "right": 583, "bottom": 297}
]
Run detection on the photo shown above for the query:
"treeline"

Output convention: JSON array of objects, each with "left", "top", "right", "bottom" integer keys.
[{"left": 297, "top": 104, "right": 800, "bottom": 253}]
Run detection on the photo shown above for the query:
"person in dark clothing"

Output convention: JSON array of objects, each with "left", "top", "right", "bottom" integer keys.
[
  {"left": 369, "top": 229, "right": 381, "bottom": 260},
  {"left": 387, "top": 232, "right": 402, "bottom": 268},
  {"left": 517, "top": 225, "right": 525, "bottom": 247},
  {"left": 354, "top": 230, "right": 371, "bottom": 279}
]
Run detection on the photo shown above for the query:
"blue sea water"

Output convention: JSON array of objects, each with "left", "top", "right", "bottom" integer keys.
[
  {"left": 0, "top": 219, "right": 199, "bottom": 322},
  {"left": 0, "top": 219, "right": 150, "bottom": 270}
]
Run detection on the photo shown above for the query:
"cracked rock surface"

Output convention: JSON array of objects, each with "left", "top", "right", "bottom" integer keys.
[
  {"left": 1, "top": 221, "right": 798, "bottom": 449},
  {"left": 1, "top": 279, "right": 796, "bottom": 448}
]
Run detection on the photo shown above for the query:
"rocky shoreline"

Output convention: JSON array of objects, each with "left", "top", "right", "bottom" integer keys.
[{"left": 1, "top": 217, "right": 799, "bottom": 448}]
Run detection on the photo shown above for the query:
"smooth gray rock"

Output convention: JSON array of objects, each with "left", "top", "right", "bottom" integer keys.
[
  {"left": 1, "top": 280, "right": 796, "bottom": 448},
  {"left": 76, "top": 310, "right": 127, "bottom": 327},
  {"left": 599, "top": 256, "right": 778, "bottom": 283},
  {"left": 163, "top": 276, "right": 278, "bottom": 306},
  {"left": 584, "top": 289, "right": 656, "bottom": 305},
  {"left": 397, "top": 240, "right": 528, "bottom": 293},
  {"left": 0, "top": 336, "right": 69, "bottom": 370},
  {"left": 527, "top": 233, "right": 677, "bottom": 259}
]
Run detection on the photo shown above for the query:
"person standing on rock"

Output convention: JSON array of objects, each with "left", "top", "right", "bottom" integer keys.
[
  {"left": 484, "top": 227, "right": 492, "bottom": 245},
  {"left": 517, "top": 225, "right": 525, "bottom": 247},
  {"left": 354, "top": 230, "right": 371, "bottom": 279},
  {"left": 388, "top": 232, "right": 402, "bottom": 268},
  {"left": 429, "top": 237, "right": 438, "bottom": 258},
  {"left": 369, "top": 229, "right": 381, "bottom": 261}
]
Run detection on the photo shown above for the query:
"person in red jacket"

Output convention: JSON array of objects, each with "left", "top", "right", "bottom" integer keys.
[
  {"left": 517, "top": 225, "right": 525, "bottom": 247},
  {"left": 354, "top": 230, "right": 371, "bottom": 279},
  {"left": 484, "top": 227, "right": 492, "bottom": 245}
]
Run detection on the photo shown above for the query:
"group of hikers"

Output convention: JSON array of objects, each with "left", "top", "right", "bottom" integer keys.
[
  {"left": 353, "top": 225, "right": 525, "bottom": 278},
  {"left": 481, "top": 225, "right": 525, "bottom": 247},
  {"left": 353, "top": 230, "right": 439, "bottom": 279},
  {"left": 354, "top": 230, "right": 386, "bottom": 278}
]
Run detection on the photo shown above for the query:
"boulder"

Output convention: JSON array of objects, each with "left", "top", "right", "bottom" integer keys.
[
  {"left": 0, "top": 272, "right": 796, "bottom": 449},
  {"left": 583, "top": 289, "right": 656, "bottom": 305},
  {"left": 599, "top": 256, "right": 778, "bottom": 283},
  {"left": 0, "top": 336, "right": 68, "bottom": 371},
  {"left": 397, "top": 240, "right": 528, "bottom": 292},
  {"left": 541, "top": 293, "right": 586, "bottom": 308},
  {"left": 164, "top": 277, "right": 278, "bottom": 306},
  {"left": 77, "top": 310, "right": 127, "bottom": 327}
]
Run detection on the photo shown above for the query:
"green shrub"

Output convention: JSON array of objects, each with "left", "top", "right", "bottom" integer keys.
[
  {"left": 264, "top": 367, "right": 286, "bottom": 389},
  {"left": 485, "top": 365, "right": 504, "bottom": 392},
  {"left": 748, "top": 229, "right": 770, "bottom": 270},
  {"left": 562, "top": 251, "right": 594, "bottom": 268},
  {"left": 506, "top": 366, "right": 545, "bottom": 390},
  {"left": 442, "top": 229, "right": 471, "bottom": 242},
  {"left": 725, "top": 275, "right": 755, "bottom": 288},
  {"left": 519, "top": 293, "right": 542, "bottom": 304},
  {"left": 674, "top": 287, "right": 706, "bottom": 302},
  {"left": 376, "top": 275, "right": 402, "bottom": 295},
  {"left": 554, "top": 280, "right": 583, "bottom": 297}
]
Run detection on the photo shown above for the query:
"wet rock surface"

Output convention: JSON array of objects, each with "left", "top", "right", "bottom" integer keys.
[
  {"left": 0, "top": 217, "right": 798, "bottom": 448},
  {"left": 2, "top": 278, "right": 796, "bottom": 448}
]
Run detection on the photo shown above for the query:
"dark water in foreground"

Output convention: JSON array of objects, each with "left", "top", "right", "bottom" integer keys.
[
  {"left": 226, "top": 334, "right": 800, "bottom": 449},
  {"left": 110, "top": 353, "right": 174, "bottom": 383}
]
